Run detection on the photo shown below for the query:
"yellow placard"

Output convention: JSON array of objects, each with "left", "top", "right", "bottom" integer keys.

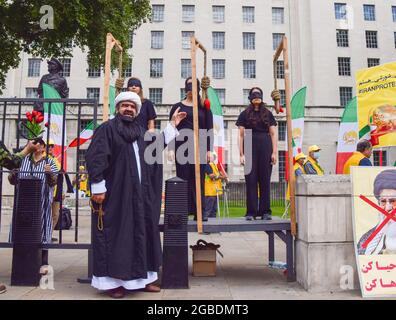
[
  {"left": 351, "top": 167, "right": 396, "bottom": 298},
  {"left": 356, "top": 62, "right": 396, "bottom": 148}
]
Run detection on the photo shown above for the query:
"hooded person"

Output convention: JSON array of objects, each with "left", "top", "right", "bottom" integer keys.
[
  {"left": 357, "top": 169, "right": 396, "bottom": 255},
  {"left": 86, "top": 91, "right": 186, "bottom": 298}
]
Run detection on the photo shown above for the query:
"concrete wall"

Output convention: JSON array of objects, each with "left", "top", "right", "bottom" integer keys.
[{"left": 295, "top": 174, "right": 359, "bottom": 292}]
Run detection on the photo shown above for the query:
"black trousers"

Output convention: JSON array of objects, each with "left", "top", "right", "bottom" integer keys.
[
  {"left": 176, "top": 162, "right": 205, "bottom": 217},
  {"left": 244, "top": 133, "right": 273, "bottom": 217}
]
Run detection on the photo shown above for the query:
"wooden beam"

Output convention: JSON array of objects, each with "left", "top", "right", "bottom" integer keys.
[
  {"left": 191, "top": 36, "right": 203, "bottom": 233},
  {"left": 103, "top": 33, "right": 123, "bottom": 122},
  {"left": 282, "top": 37, "right": 297, "bottom": 236}
]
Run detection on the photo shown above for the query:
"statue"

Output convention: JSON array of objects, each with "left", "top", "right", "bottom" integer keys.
[{"left": 34, "top": 58, "right": 69, "bottom": 112}]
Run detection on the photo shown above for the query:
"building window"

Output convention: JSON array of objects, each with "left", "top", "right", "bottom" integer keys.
[
  {"left": 224, "top": 121, "right": 228, "bottom": 140},
  {"left": 154, "top": 120, "right": 161, "bottom": 130},
  {"left": 78, "top": 149, "right": 88, "bottom": 169},
  {"left": 88, "top": 66, "right": 101, "bottom": 77},
  {"left": 373, "top": 150, "right": 388, "bottom": 166},
  {"left": 363, "top": 4, "right": 375, "bottom": 21},
  {"left": 25, "top": 88, "right": 38, "bottom": 98},
  {"left": 87, "top": 88, "right": 100, "bottom": 101},
  {"left": 182, "top": 31, "right": 194, "bottom": 50},
  {"left": 28, "top": 59, "right": 41, "bottom": 77},
  {"left": 180, "top": 88, "right": 186, "bottom": 101},
  {"left": 273, "top": 33, "right": 285, "bottom": 50},
  {"left": 150, "top": 59, "right": 163, "bottom": 78},
  {"left": 338, "top": 57, "right": 351, "bottom": 76},
  {"left": 394, "top": 32, "right": 396, "bottom": 48},
  {"left": 152, "top": 5, "right": 165, "bottom": 22},
  {"left": 393, "top": 6, "right": 396, "bottom": 22},
  {"left": 339, "top": 87, "right": 353, "bottom": 107},
  {"left": 368, "top": 58, "right": 380, "bottom": 68},
  {"left": 243, "top": 60, "right": 256, "bottom": 79},
  {"left": 278, "top": 151, "right": 286, "bottom": 181},
  {"left": 181, "top": 59, "right": 191, "bottom": 79},
  {"left": 243, "top": 89, "right": 250, "bottom": 105},
  {"left": 243, "top": 32, "right": 255, "bottom": 50},
  {"left": 212, "top": 32, "right": 225, "bottom": 50},
  {"left": 128, "top": 30, "right": 134, "bottom": 48},
  {"left": 242, "top": 6, "right": 255, "bottom": 23},
  {"left": 215, "top": 89, "right": 225, "bottom": 105},
  {"left": 272, "top": 7, "right": 284, "bottom": 24},
  {"left": 278, "top": 121, "right": 286, "bottom": 141},
  {"left": 149, "top": 88, "right": 162, "bottom": 104},
  {"left": 366, "top": 31, "right": 378, "bottom": 48},
  {"left": 336, "top": 29, "right": 349, "bottom": 47},
  {"left": 182, "top": 5, "right": 195, "bottom": 22},
  {"left": 79, "top": 119, "right": 92, "bottom": 133},
  {"left": 280, "top": 89, "right": 286, "bottom": 106},
  {"left": 335, "top": 3, "right": 347, "bottom": 20},
  {"left": 123, "top": 58, "right": 132, "bottom": 78},
  {"left": 59, "top": 58, "right": 71, "bottom": 77},
  {"left": 213, "top": 5, "right": 225, "bottom": 23},
  {"left": 151, "top": 31, "right": 164, "bottom": 49},
  {"left": 212, "top": 59, "right": 225, "bottom": 79},
  {"left": 276, "top": 61, "right": 285, "bottom": 79}
]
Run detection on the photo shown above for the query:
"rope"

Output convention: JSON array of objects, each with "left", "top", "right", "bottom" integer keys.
[
  {"left": 90, "top": 200, "right": 104, "bottom": 231},
  {"left": 201, "top": 75, "right": 210, "bottom": 100}
]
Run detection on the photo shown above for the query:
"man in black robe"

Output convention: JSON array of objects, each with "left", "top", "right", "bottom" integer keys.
[{"left": 86, "top": 91, "right": 186, "bottom": 298}]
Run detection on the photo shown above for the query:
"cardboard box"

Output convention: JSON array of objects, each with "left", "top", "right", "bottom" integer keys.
[{"left": 192, "top": 249, "right": 217, "bottom": 277}]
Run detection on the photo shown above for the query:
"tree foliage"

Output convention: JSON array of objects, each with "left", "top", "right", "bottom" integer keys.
[{"left": 0, "top": 0, "right": 152, "bottom": 93}]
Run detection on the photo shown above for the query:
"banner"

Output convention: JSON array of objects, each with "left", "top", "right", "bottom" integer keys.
[
  {"left": 336, "top": 97, "right": 358, "bottom": 174},
  {"left": 43, "top": 83, "right": 67, "bottom": 169},
  {"left": 356, "top": 62, "right": 396, "bottom": 147},
  {"left": 351, "top": 166, "right": 396, "bottom": 298},
  {"left": 207, "top": 87, "right": 225, "bottom": 168}
]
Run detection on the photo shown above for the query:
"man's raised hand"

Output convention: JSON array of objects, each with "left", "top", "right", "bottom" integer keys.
[{"left": 171, "top": 107, "right": 187, "bottom": 127}]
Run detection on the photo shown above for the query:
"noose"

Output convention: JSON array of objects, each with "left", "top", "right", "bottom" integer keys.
[
  {"left": 201, "top": 75, "right": 211, "bottom": 110},
  {"left": 114, "top": 46, "right": 124, "bottom": 95}
]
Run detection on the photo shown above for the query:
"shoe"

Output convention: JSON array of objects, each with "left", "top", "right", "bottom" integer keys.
[
  {"left": 245, "top": 216, "right": 253, "bottom": 221},
  {"left": 262, "top": 214, "right": 272, "bottom": 221},
  {"left": 193, "top": 217, "right": 208, "bottom": 222},
  {"left": 144, "top": 283, "right": 161, "bottom": 293},
  {"left": 108, "top": 286, "right": 125, "bottom": 299},
  {"left": 0, "top": 284, "right": 6, "bottom": 294},
  {"left": 51, "top": 238, "right": 58, "bottom": 243}
]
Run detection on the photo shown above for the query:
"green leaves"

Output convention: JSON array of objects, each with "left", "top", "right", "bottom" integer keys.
[{"left": 0, "top": 0, "right": 151, "bottom": 93}]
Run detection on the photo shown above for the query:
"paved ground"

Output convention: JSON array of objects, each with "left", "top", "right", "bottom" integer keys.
[{"left": 0, "top": 210, "right": 362, "bottom": 300}]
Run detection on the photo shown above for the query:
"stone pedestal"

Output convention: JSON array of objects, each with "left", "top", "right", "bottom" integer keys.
[{"left": 295, "top": 175, "right": 359, "bottom": 292}]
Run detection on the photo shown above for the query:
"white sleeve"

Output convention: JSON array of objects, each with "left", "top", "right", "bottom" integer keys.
[
  {"left": 91, "top": 180, "right": 107, "bottom": 194},
  {"left": 163, "top": 122, "right": 179, "bottom": 145}
]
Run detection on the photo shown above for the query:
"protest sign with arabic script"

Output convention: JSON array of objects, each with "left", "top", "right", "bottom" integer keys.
[
  {"left": 356, "top": 62, "right": 396, "bottom": 147},
  {"left": 352, "top": 166, "right": 396, "bottom": 298}
]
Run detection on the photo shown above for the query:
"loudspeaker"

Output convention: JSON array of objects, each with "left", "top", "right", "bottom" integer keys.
[
  {"left": 11, "top": 176, "right": 43, "bottom": 286},
  {"left": 161, "top": 177, "right": 189, "bottom": 289}
]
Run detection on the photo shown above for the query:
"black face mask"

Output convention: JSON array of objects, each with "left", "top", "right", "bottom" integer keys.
[
  {"left": 185, "top": 81, "right": 201, "bottom": 94},
  {"left": 115, "top": 113, "right": 142, "bottom": 143},
  {"left": 127, "top": 79, "right": 142, "bottom": 88},
  {"left": 249, "top": 91, "right": 263, "bottom": 103}
]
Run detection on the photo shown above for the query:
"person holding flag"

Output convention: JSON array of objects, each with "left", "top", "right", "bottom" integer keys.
[{"left": 237, "top": 87, "right": 279, "bottom": 221}]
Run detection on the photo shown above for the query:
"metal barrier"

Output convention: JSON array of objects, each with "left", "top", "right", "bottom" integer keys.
[{"left": 0, "top": 98, "right": 98, "bottom": 281}]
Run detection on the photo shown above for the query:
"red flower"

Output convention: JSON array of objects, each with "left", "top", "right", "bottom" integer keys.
[
  {"left": 45, "top": 122, "right": 49, "bottom": 128},
  {"left": 26, "top": 112, "right": 33, "bottom": 122},
  {"left": 204, "top": 99, "right": 211, "bottom": 110},
  {"left": 36, "top": 115, "right": 44, "bottom": 124},
  {"left": 31, "top": 110, "right": 38, "bottom": 117},
  {"left": 279, "top": 106, "right": 284, "bottom": 113}
]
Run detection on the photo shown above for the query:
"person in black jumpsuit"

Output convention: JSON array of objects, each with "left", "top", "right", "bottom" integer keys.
[
  {"left": 169, "top": 77, "right": 214, "bottom": 221},
  {"left": 236, "top": 87, "right": 278, "bottom": 220},
  {"left": 127, "top": 77, "right": 163, "bottom": 276}
]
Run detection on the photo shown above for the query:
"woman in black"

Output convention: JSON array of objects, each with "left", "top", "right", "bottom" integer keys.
[
  {"left": 169, "top": 77, "right": 214, "bottom": 220},
  {"left": 236, "top": 87, "right": 278, "bottom": 220}
]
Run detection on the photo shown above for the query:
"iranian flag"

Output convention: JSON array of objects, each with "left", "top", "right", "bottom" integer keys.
[
  {"left": 336, "top": 97, "right": 358, "bottom": 174},
  {"left": 68, "top": 121, "right": 96, "bottom": 147},
  {"left": 43, "top": 83, "right": 67, "bottom": 168},
  {"left": 207, "top": 87, "right": 225, "bottom": 170},
  {"left": 285, "top": 87, "right": 307, "bottom": 180}
]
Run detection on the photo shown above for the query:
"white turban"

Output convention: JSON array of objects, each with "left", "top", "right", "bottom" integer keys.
[{"left": 114, "top": 91, "right": 141, "bottom": 114}]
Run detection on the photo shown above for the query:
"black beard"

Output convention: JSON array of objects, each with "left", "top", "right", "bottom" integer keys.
[{"left": 115, "top": 113, "right": 142, "bottom": 143}]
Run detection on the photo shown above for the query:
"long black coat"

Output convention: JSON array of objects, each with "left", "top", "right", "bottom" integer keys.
[{"left": 86, "top": 118, "right": 162, "bottom": 280}]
